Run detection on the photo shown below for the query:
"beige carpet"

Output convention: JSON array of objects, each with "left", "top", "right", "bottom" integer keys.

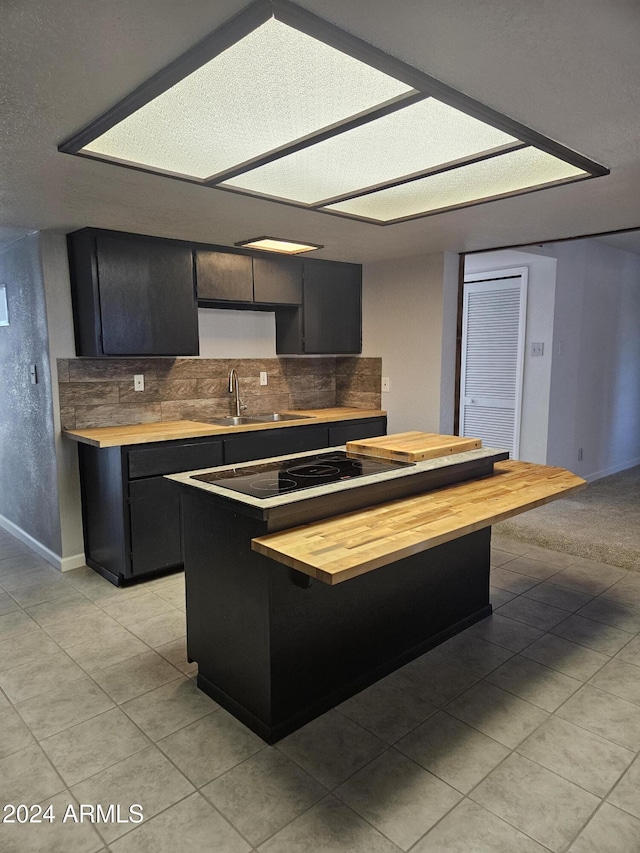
[{"left": 494, "top": 464, "right": 640, "bottom": 571}]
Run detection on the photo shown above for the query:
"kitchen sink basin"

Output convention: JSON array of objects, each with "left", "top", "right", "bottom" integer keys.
[
  {"left": 208, "top": 413, "right": 315, "bottom": 426},
  {"left": 208, "top": 416, "right": 267, "bottom": 426},
  {"left": 252, "top": 413, "right": 314, "bottom": 422}
]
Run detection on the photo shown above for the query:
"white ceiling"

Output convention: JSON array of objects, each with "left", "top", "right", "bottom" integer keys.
[{"left": 2, "top": 0, "right": 640, "bottom": 262}]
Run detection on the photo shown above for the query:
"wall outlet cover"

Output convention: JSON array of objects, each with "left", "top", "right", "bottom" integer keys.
[{"left": 259, "top": 371, "right": 268, "bottom": 386}]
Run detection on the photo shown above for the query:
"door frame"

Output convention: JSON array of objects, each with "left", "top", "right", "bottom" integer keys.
[{"left": 456, "top": 265, "right": 528, "bottom": 457}]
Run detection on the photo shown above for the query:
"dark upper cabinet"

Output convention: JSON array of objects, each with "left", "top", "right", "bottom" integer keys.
[
  {"left": 195, "top": 250, "right": 302, "bottom": 306},
  {"left": 68, "top": 230, "right": 199, "bottom": 357},
  {"left": 196, "top": 250, "right": 253, "bottom": 302},
  {"left": 68, "top": 228, "right": 360, "bottom": 357},
  {"left": 276, "top": 259, "right": 362, "bottom": 354},
  {"left": 253, "top": 256, "right": 302, "bottom": 305}
]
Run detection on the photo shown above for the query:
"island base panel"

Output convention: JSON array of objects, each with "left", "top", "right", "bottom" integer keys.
[{"left": 183, "top": 492, "right": 491, "bottom": 742}]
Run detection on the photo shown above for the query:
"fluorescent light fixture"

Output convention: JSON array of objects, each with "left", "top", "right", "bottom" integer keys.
[
  {"left": 235, "top": 237, "right": 323, "bottom": 254},
  {"left": 59, "top": 0, "right": 608, "bottom": 226}
]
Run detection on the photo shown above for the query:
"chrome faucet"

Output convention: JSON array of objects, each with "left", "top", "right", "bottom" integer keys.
[{"left": 228, "top": 368, "right": 244, "bottom": 417}]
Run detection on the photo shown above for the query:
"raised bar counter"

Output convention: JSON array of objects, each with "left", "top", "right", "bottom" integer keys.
[{"left": 252, "top": 460, "right": 586, "bottom": 584}]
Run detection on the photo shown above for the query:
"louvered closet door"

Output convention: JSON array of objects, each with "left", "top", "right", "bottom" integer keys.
[{"left": 459, "top": 268, "right": 528, "bottom": 458}]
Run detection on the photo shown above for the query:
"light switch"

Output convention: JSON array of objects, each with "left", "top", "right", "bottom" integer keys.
[
  {"left": 260, "top": 371, "right": 268, "bottom": 386},
  {"left": 29, "top": 364, "right": 38, "bottom": 384},
  {"left": 134, "top": 374, "right": 145, "bottom": 391},
  {"left": 382, "top": 377, "right": 390, "bottom": 392},
  {"left": 530, "top": 342, "right": 544, "bottom": 357}
]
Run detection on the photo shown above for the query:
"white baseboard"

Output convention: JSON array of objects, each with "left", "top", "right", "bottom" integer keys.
[
  {"left": 0, "top": 513, "right": 86, "bottom": 572},
  {"left": 585, "top": 456, "right": 640, "bottom": 483}
]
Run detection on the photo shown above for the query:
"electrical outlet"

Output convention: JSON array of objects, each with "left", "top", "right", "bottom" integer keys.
[
  {"left": 382, "top": 377, "right": 390, "bottom": 392},
  {"left": 259, "top": 371, "right": 268, "bottom": 386},
  {"left": 133, "top": 374, "right": 144, "bottom": 392},
  {"left": 578, "top": 447, "right": 583, "bottom": 461}
]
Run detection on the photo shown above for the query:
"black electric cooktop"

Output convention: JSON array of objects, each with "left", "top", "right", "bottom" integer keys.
[{"left": 191, "top": 450, "right": 415, "bottom": 499}]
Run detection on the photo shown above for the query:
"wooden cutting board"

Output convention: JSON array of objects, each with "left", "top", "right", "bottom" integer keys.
[{"left": 345, "top": 431, "right": 482, "bottom": 461}]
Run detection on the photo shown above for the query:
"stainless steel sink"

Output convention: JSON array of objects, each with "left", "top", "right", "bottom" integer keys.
[
  {"left": 208, "top": 413, "right": 315, "bottom": 426},
  {"left": 252, "top": 413, "right": 314, "bottom": 422},
  {"left": 208, "top": 416, "right": 268, "bottom": 426}
]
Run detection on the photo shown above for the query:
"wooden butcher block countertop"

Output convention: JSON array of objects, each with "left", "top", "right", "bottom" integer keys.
[
  {"left": 346, "top": 431, "right": 481, "bottom": 461},
  {"left": 252, "top": 460, "right": 586, "bottom": 585},
  {"left": 63, "top": 408, "right": 385, "bottom": 448}
]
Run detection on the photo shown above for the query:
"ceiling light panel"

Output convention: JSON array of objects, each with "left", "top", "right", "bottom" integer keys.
[
  {"left": 324, "top": 147, "right": 589, "bottom": 222},
  {"left": 222, "top": 98, "right": 520, "bottom": 204},
  {"left": 235, "top": 237, "right": 321, "bottom": 254},
  {"left": 81, "top": 17, "right": 412, "bottom": 180}
]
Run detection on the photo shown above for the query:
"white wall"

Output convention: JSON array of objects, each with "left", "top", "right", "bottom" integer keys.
[
  {"left": 546, "top": 239, "right": 640, "bottom": 480},
  {"left": 40, "top": 232, "right": 86, "bottom": 567},
  {"left": 466, "top": 240, "right": 640, "bottom": 479},
  {"left": 198, "top": 308, "right": 277, "bottom": 358},
  {"left": 362, "top": 252, "right": 458, "bottom": 435},
  {"left": 465, "top": 249, "right": 557, "bottom": 464}
]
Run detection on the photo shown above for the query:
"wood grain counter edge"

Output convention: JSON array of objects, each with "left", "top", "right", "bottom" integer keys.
[
  {"left": 251, "top": 460, "right": 586, "bottom": 585},
  {"left": 63, "top": 408, "right": 386, "bottom": 447}
]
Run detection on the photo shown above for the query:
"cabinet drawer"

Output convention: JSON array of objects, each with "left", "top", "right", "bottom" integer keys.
[
  {"left": 128, "top": 440, "right": 223, "bottom": 479},
  {"left": 224, "top": 426, "right": 328, "bottom": 464},
  {"left": 328, "top": 418, "right": 386, "bottom": 447}
]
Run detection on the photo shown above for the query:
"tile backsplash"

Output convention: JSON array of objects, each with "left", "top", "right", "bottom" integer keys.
[{"left": 58, "top": 357, "right": 382, "bottom": 430}]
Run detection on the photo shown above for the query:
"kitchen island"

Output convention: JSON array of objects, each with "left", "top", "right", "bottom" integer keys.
[{"left": 168, "top": 438, "right": 585, "bottom": 743}]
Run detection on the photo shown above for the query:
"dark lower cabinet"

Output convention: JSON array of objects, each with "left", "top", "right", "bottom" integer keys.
[
  {"left": 78, "top": 417, "right": 386, "bottom": 585},
  {"left": 129, "top": 478, "right": 184, "bottom": 575},
  {"left": 79, "top": 437, "right": 223, "bottom": 585}
]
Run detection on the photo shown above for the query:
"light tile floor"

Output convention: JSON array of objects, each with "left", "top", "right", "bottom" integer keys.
[{"left": 1, "top": 528, "right": 640, "bottom": 852}]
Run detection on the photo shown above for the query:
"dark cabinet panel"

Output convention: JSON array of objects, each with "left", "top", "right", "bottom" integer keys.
[
  {"left": 224, "top": 426, "right": 329, "bottom": 464},
  {"left": 253, "top": 256, "right": 302, "bottom": 305},
  {"left": 97, "top": 235, "right": 198, "bottom": 355},
  {"left": 129, "top": 477, "right": 183, "bottom": 576},
  {"left": 302, "top": 259, "right": 362, "bottom": 354},
  {"left": 68, "top": 230, "right": 199, "bottom": 357},
  {"left": 128, "top": 440, "right": 223, "bottom": 479},
  {"left": 328, "top": 417, "right": 386, "bottom": 446},
  {"left": 196, "top": 250, "right": 253, "bottom": 302},
  {"left": 78, "top": 445, "right": 127, "bottom": 581}
]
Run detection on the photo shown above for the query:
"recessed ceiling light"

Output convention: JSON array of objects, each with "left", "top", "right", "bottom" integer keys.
[
  {"left": 59, "top": 0, "right": 608, "bottom": 226},
  {"left": 235, "top": 237, "right": 323, "bottom": 254}
]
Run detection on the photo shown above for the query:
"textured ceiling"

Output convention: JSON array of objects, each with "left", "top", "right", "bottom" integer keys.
[{"left": 2, "top": 0, "right": 640, "bottom": 262}]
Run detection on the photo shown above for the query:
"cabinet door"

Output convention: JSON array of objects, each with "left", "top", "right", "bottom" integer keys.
[
  {"left": 253, "top": 256, "right": 302, "bottom": 304},
  {"left": 128, "top": 477, "right": 183, "bottom": 576},
  {"left": 303, "top": 259, "right": 362, "bottom": 354},
  {"left": 96, "top": 234, "right": 198, "bottom": 356},
  {"left": 196, "top": 250, "right": 253, "bottom": 302}
]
